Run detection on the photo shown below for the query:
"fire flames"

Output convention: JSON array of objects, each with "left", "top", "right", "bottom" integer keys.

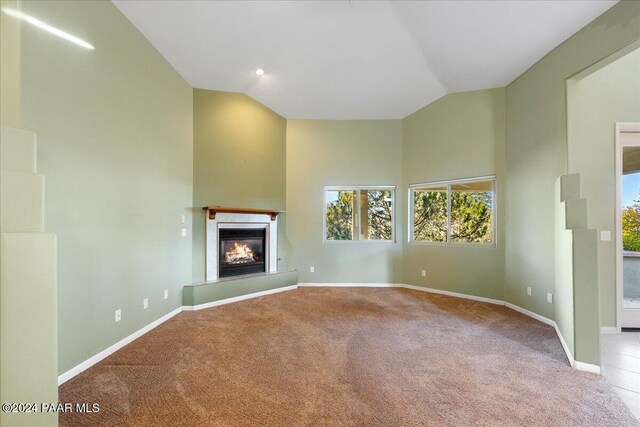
[{"left": 225, "top": 242, "right": 256, "bottom": 264}]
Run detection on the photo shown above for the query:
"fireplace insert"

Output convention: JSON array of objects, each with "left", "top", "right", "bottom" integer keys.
[{"left": 218, "top": 228, "right": 266, "bottom": 278}]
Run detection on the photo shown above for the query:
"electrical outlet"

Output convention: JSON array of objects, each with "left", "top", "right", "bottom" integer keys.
[
  {"left": 115, "top": 309, "right": 121, "bottom": 322},
  {"left": 421, "top": 270, "right": 426, "bottom": 277},
  {"left": 181, "top": 228, "right": 187, "bottom": 237},
  {"left": 310, "top": 266, "right": 315, "bottom": 273},
  {"left": 164, "top": 289, "right": 168, "bottom": 300},
  {"left": 547, "top": 293, "right": 553, "bottom": 304},
  {"left": 600, "top": 230, "right": 611, "bottom": 241},
  {"left": 527, "top": 287, "right": 532, "bottom": 296},
  {"left": 143, "top": 298, "right": 149, "bottom": 309}
]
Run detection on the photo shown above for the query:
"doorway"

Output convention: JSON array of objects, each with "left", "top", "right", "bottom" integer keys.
[{"left": 617, "top": 123, "right": 640, "bottom": 329}]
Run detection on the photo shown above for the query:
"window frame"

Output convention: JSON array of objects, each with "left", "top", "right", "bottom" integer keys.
[
  {"left": 408, "top": 175, "right": 496, "bottom": 247},
  {"left": 323, "top": 185, "right": 396, "bottom": 243}
]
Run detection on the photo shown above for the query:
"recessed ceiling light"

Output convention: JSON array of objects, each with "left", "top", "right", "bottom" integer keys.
[
  {"left": 1, "top": 7, "right": 95, "bottom": 50},
  {"left": 254, "top": 68, "right": 265, "bottom": 76}
]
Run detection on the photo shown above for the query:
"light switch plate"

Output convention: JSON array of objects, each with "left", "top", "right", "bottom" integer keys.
[
  {"left": 164, "top": 289, "right": 168, "bottom": 300},
  {"left": 421, "top": 270, "right": 426, "bottom": 277},
  {"left": 310, "top": 266, "right": 315, "bottom": 273},
  {"left": 181, "top": 215, "right": 186, "bottom": 224},
  {"left": 115, "top": 309, "right": 121, "bottom": 322},
  {"left": 181, "top": 228, "right": 187, "bottom": 237},
  {"left": 143, "top": 298, "right": 149, "bottom": 309},
  {"left": 600, "top": 230, "right": 611, "bottom": 241}
]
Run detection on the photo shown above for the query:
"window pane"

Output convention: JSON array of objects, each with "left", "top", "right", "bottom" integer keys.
[
  {"left": 326, "top": 190, "right": 355, "bottom": 240},
  {"left": 413, "top": 186, "right": 447, "bottom": 242},
  {"left": 359, "top": 190, "right": 393, "bottom": 240},
  {"left": 450, "top": 181, "right": 493, "bottom": 243}
]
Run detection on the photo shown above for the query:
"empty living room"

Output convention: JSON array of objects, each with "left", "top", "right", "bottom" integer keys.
[{"left": 1, "top": 0, "right": 640, "bottom": 426}]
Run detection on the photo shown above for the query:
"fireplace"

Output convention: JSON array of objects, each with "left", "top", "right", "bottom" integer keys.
[
  {"left": 204, "top": 207, "right": 281, "bottom": 281},
  {"left": 218, "top": 228, "right": 266, "bottom": 278}
]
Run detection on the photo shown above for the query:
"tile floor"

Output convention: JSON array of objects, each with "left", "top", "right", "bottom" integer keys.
[{"left": 601, "top": 332, "right": 640, "bottom": 418}]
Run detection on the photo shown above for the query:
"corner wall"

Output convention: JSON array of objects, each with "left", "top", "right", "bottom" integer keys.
[
  {"left": 505, "top": 1, "right": 640, "bottom": 320},
  {"left": 402, "top": 89, "right": 506, "bottom": 300},
  {"left": 192, "top": 89, "right": 287, "bottom": 283},
  {"left": 567, "top": 48, "right": 640, "bottom": 327},
  {"left": 286, "top": 120, "right": 403, "bottom": 284},
  {"left": 19, "top": 0, "right": 194, "bottom": 374}
]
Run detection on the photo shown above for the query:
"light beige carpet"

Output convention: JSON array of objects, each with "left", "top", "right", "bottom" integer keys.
[{"left": 59, "top": 287, "right": 637, "bottom": 426}]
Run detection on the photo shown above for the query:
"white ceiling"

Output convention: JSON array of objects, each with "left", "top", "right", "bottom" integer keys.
[{"left": 113, "top": 0, "right": 616, "bottom": 120}]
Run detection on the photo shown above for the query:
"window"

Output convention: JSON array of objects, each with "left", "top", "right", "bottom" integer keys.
[
  {"left": 410, "top": 177, "right": 495, "bottom": 245},
  {"left": 325, "top": 186, "right": 395, "bottom": 241}
]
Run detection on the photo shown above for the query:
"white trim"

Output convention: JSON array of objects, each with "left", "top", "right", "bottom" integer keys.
[
  {"left": 575, "top": 361, "right": 601, "bottom": 374},
  {"left": 408, "top": 176, "right": 496, "bottom": 247},
  {"left": 301, "top": 284, "right": 586, "bottom": 370},
  {"left": 298, "top": 282, "right": 401, "bottom": 287},
  {"left": 58, "top": 306, "right": 184, "bottom": 385},
  {"left": 206, "top": 212, "right": 278, "bottom": 281},
  {"left": 409, "top": 175, "right": 497, "bottom": 188},
  {"left": 183, "top": 284, "right": 298, "bottom": 311},
  {"left": 299, "top": 283, "right": 504, "bottom": 305},
  {"left": 408, "top": 186, "right": 414, "bottom": 242},
  {"left": 58, "top": 283, "right": 600, "bottom": 385},
  {"left": 324, "top": 185, "right": 396, "bottom": 191},
  {"left": 58, "top": 285, "right": 299, "bottom": 384},
  {"left": 616, "top": 122, "right": 623, "bottom": 332},
  {"left": 403, "top": 284, "right": 504, "bottom": 306},
  {"left": 601, "top": 326, "right": 619, "bottom": 335},
  {"left": 446, "top": 183, "right": 452, "bottom": 243},
  {"left": 505, "top": 302, "right": 554, "bottom": 326},
  {"left": 505, "top": 302, "right": 576, "bottom": 367},
  {"left": 553, "top": 323, "right": 576, "bottom": 368},
  {"left": 323, "top": 186, "right": 396, "bottom": 243},
  {"left": 616, "top": 122, "right": 640, "bottom": 331}
]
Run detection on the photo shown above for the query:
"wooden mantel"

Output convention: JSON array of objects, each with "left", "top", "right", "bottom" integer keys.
[{"left": 203, "top": 206, "right": 285, "bottom": 221}]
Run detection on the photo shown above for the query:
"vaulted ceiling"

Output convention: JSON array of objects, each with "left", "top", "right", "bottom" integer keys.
[{"left": 113, "top": 0, "right": 616, "bottom": 120}]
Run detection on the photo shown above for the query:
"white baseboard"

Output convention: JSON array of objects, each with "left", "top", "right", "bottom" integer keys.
[
  {"left": 601, "top": 326, "right": 619, "bottom": 335},
  {"left": 403, "top": 284, "right": 505, "bottom": 306},
  {"left": 183, "top": 284, "right": 298, "bottom": 311},
  {"left": 553, "top": 323, "right": 576, "bottom": 367},
  {"left": 575, "top": 361, "right": 601, "bottom": 374},
  {"left": 300, "top": 284, "right": 589, "bottom": 372},
  {"left": 504, "top": 302, "right": 554, "bottom": 327},
  {"left": 58, "top": 282, "right": 600, "bottom": 384},
  {"left": 298, "top": 282, "right": 504, "bottom": 306},
  {"left": 297, "top": 283, "right": 400, "bottom": 288},
  {"left": 59, "top": 285, "right": 298, "bottom": 384},
  {"left": 58, "top": 306, "right": 183, "bottom": 385},
  {"left": 504, "top": 302, "right": 576, "bottom": 367}
]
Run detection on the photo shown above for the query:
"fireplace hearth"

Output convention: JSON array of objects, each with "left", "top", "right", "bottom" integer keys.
[{"left": 219, "top": 228, "right": 266, "bottom": 278}]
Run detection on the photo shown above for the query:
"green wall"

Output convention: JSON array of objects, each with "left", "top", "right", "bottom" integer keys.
[
  {"left": 184, "top": 271, "right": 298, "bottom": 306},
  {"left": 402, "top": 89, "right": 506, "bottom": 300},
  {"left": 286, "top": 120, "right": 403, "bottom": 283},
  {"left": 505, "top": 1, "right": 640, "bottom": 321},
  {"left": 567, "top": 48, "right": 640, "bottom": 327},
  {"left": 8, "top": 0, "right": 639, "bottom": 382},
  {"left": 0, "top": 0, "right": 21, "bottom": 129},
  {"left": 19, "top": 0, "right": 194, "bottom": 374},
  {"left": 192, "top": 89, "right": 287, "bottom": 282}
]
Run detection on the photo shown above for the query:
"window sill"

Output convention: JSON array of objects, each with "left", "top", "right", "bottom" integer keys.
[
  {"left": 408, "top": 241, "right": 497, "bottom": 249},
  {"left": 323, "top": 240, "right": 397, "bottom": 244}
]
